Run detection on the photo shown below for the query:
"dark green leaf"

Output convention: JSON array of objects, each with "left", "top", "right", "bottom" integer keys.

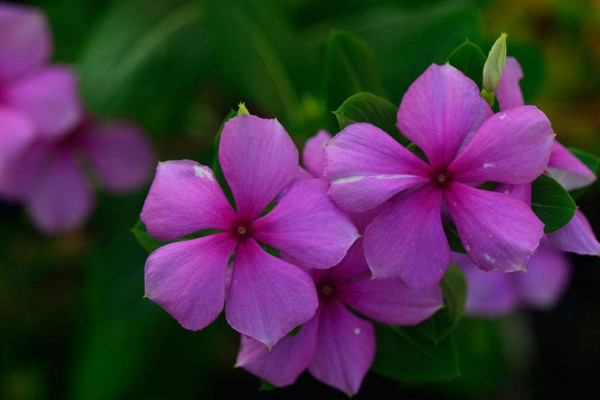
[
  {"left": 259, "top": 380, "right": 278, "bottom": 391},
  {"left": 531, "top": 174, "right": 577, "bottom": 232},
  {"left": 334, "top": 92, "right": 407, "bottom": 143},
  {"left": 415, "top": 266, "right": 466, "bottom": 344},
  {"left": 372, "top": 324, "right": 460, "bottom": 382},
  {"left": 445, "top": 40, "right": 486, "bottom": 87},
  {"left": 567, "top": 147, "right": 599, "bottom": 200},
  {"left": 324, "top": 30, "right": 385, "bottom": 113},
  {"left": 443, "top": 223, "right": 466, "bottom": 254},
  {"left": 131, "top": 220, "right": 168, "bottom": 254}
]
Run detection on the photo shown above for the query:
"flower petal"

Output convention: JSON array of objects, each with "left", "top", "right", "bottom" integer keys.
[
  {"left": 397, "top": 64, "right": 481, "bottom": 168},
  {"left": 514, "top": 239, "right": 571, "bottom": 309},
  {"left": 444, "top": 182, "right": 544, "bottom": 272},
  {"left": 82, "top": 121, "right": 155, "bottom": 193},
  {"left": 253, "top": 178, "right": 358, "bottom": 269},
  {"left": 324, "top": 123, "right": 431, "bottom": 212},
  {"left": 339, "top": 276, "right": 443, "bottom": 326},
  {"left": 145, "top": 233, "right": 236, "bottom": 331},
  {"left": 363, "top": 184, "right": 451, "bottom": 288},
  {"left": 454, "top": 253, "right": 519, "bottom": 317},
  {"left": 495, "top": 183, "right": 532, "bottom": 205},
  {"left": 547, "top": 210, "right": 600, "bottom": 255},
  {"left": 219, "top": 115, "right": 298, "bottom": 220},
  {"left": 308, "top": 300, "right": 375, "bottom": 396},
  {"left": 0, "top": 108, "right": 35, "bottom": 174},
  {"left": 235, "top": 315, "right": 319, "bottom": 387},
  {"left": 0, "top": 4, "right": 51, "bottom": 80},
  {"left": 456, "top": 97, "right": 493, "bottom": 155},
  {"left": 303, "top": 130, "right": 331, "bottom": 178},
  {"left": 25, "top": 151, "right": 94, "bottom": 234},
  {"left": 329, "top": 238, "right": 370, "bottom": 284},
  {"left": 495, "top": 56, "right": 525, "bottom": 111},
  {"left": 546, "top": 141, "right": 596, "bottom": 191},
  {"left": 0, "top": 142, "right": 45, "bottom": 201},
  {"left": 141, "top": 160, "right": 236, "bottom": 241},
  {"left": 448, "top": 106, "right": 554, "bottom": 184},
  {"left": 226, "top": 239, "right": 318, "bottom": 347},
  {"left": 2, "top": 66, "right": 82, "bottom": 139}
]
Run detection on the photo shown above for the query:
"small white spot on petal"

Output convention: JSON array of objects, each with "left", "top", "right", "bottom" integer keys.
[
  {"left": 194, "top": 165, "right": 214, "bottom": 181},
  {"left": 354, "top": 328, "right": 361, "bottom": 335},
  {"left": 499, "top": 113, "right": 507, "bottom": 120},
  {"left": 484, "top": 253, "right": 496, "bottom": 264},
  {"left": 332, "top": 175, "right": 365, "bottom": 184},
  {"left": 504, "top": 190, "right": 510, "bottom": 194},
  {"left": 465, "top": 245, "right": 470, "bottom": 252},
  {"left": 483, "top": 162, "right": 496, "bottom": 168}
]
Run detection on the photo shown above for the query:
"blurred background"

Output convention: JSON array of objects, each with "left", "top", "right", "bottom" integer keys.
[{"left": 1, "top": 0, "right": 600, "bottom": 398}]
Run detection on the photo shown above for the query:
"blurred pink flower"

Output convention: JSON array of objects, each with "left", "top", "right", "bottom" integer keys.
[
  {"left": 236, "top": 239, "right": 442, "bottom": 395},
  {"left": 0, "top": 118, "right": 154, "bottom": 233},
  {"left": 141, "top": 115, "right": 358, "bottom": 348}
]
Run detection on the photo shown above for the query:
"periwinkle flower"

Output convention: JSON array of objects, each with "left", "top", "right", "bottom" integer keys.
[
  {"left": 496, "top": 57, "right": 600, "bottom": 255},
  {"left": 455, "top": 238, "right": 571, "bottom": 316},
  {"left": 0, "top": 117, "right": 154, "bottom": 233},
  {"left": 141, "top": 115, "right": 358, "bottom": 347},
  {"left": 324, "top": 64, "right": 555, "bottom": 288},
  {"left": 236, "top": 239, "right": 442, "bottom": 395},
  {"left": 0, "top": 4, "right": 81, "bottom": 141}
]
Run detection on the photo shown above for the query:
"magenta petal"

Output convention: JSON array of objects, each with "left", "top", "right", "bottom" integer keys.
[
  {"left": 329, "top": 239, "right": 370, "bottom": 284},
  {"left": 82, "top": 121, "right": 155, "bottom": 193},
  {"left": 445, "top": 182, "right": 544, "bottom": 272},
  {"left": 219, "top": 115, "right": 298, "bottom": 220},
  {"left": 308, "top": 300, "right": 375, "bottom": 396},
  {"left": 456, "top": 97, "right": 493, "bottom": 155},
  {"left": 226, "top": 239, "right": 318, "bottom": 347},
  {"left": 514, "top": 239, "right": 571, "bottom": 309},
  {"left": 547, "top": 141, "right": 596, "bottom": 191},
  {"left": 339, "top": 276, "right": 443, "bottom": 326},
  {"left": 303, "top": 130, "right": 331, "bottom": 178},
  {"left": 324, "top": 123, "right": 431, "bottom": 212},
  {"left": 145, "top": 233, "right": 236, "bottom": 331},
  {"left": 449, "top": 106, "right": 554, "bottom": 184},
  {"left": 450, "top": 106, "right": 554, "bottom": 184},
  {"left": 397, "top": 64, "right": 481, "bottom": 168},
  {"left": 236, "top": 315, "right": 319, "bottom": 387},
  {"left": 0, "top": 108, "right": 35, "bottom": 173},
  {"left": 0, "top": 142, "right": 44, "bottom": 201},
  {"left": 141, "top": 160, "right": 236, "bottom": 240},
  {"left": 0, "top": 4, "right": 51, "bottom": 80},
  {"left": 3, "top": 66, "right": 82, "bottom": 139},
  {"left": 547, "top": 210, "right": 600, "bottom": 255},
  {"left": 495, "top": 183, "right": 532, "bottom": 205},
  {"left": 25, "top": 152, "right": 94, "bottom": 234},
  {"left": 454, "top": 253, "right": 519, "bottom": 317},
  {"left": 253, "top": 179, "right": 358, "bottom": 269},
  {"left": 363, "top": 184, "right": 451, "bottom": 288},
  {"left": 496, "top": 57, "right": 525, "bottom": 111}
]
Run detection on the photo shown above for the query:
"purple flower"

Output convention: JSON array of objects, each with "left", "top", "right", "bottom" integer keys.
[
  {"left": 496, "top": 57, "right": 600, "bottom": 255},
  {"left": 236, "top": 239, "right": 442, "bottom": 395},
  {"left": 0, "top": 117, "right": 154, "bottom": 234},
  {"left": 455, "top": 238, "right": 571, "bottom": 316},
  {"left": 324, "top": 64, "right": 555, "bottom": 288},
  {"left": 0, "top": 4, "right": 81, "bottom": 142},
  {"left": 140, "top": 115, "right": 358, "bottom": 347}
]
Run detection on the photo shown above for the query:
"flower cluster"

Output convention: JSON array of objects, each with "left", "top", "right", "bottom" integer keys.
[
  {"left": 0, "top": 3, "right": 154, "bottom": 234},
  {"left": 139, "top": 55, "right": 599, "bottom": 394}
]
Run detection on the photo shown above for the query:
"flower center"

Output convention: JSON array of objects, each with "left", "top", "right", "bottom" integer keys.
[
  {"left": 237, "top": 226, "right": 247, "bottom": 235},
  {"left": 318, "top": 283, "right": 336, "bottom": 301},
  {"left": 231, "top": 220, "right": 252, "bottom": 240},
  {"left": 437, "top": 173, "right": 446, "bottom": 183},
  {"left": 431, "top": 168, "right": 451, "bottom": 187}
]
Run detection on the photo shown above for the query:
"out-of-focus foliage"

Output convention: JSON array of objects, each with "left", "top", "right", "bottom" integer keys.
[{"left": 2, "top": 0, "right": 600, "bottom": 399}]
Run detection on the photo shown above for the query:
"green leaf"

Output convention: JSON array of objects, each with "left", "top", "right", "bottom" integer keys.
[
  {"left": 77, "top": 0, "right": 207, "bottom": 136},
  {"left": 324, "top": 30, "right": 385, "bottom": 113},
  {"left": 443, "top": 223, "right": 466, "bottom": 254},
  {"left": 531, "top": 174, "right": 577, "bottom": 232},
  {"left": 259, "top": 380, "right": 278, "bottom": 391},
  {"left": 415, "top": 266, "right": 466, "bottom": 344},
  {"left": 372, "top": 324, "right": 460, "bottom": 382},
  {"left": 567, "top": 147, "right": 599, "bottom": 200},
  {"left": 131, "top": 220, "right": 169, "bottom": 254},
  {"left": 445, "top": 39, "right": 486, "bottom": 87},
  {"left": 334, "top": 92, "right": 407, "bottom": 143}
]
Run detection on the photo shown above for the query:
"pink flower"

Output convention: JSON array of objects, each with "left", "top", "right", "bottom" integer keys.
[
  {"left": 454, "top": 238, "right": 571, "bottom": 316},
  {"left": 0, "top": 4, "right": 81, "bottom": 145},
  {"left": 236, "top": 239, "right": 442, "bottom": 395},
  {"left": 0, "top": 117, "right": 154, "bottom": 233},
  {"left": 324, "top": 64, "right": 555, "bottom": 288},
  {"left": 496, "top": 57, "right": 600, "bottom": 255},
  {"left": 141, "top": 115, "right": 358, "bottom": 347}
]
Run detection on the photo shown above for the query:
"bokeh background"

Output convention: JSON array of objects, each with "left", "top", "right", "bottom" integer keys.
[{"left": 2, "top": 0, "right": 600, "bottom": 398}]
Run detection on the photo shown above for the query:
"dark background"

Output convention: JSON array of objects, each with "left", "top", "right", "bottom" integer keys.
[{"left": 1, "top": 0, "right": 600, "bottom": 398}]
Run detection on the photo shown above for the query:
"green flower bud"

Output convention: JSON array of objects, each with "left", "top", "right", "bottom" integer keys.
[{"left": 482, "top": 33, "right": 508, "bottom": 93}]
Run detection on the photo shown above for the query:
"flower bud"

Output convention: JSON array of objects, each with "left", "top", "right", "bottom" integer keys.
[{"left": 482, "top": 33, "right": 508, "bottom": 93}]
